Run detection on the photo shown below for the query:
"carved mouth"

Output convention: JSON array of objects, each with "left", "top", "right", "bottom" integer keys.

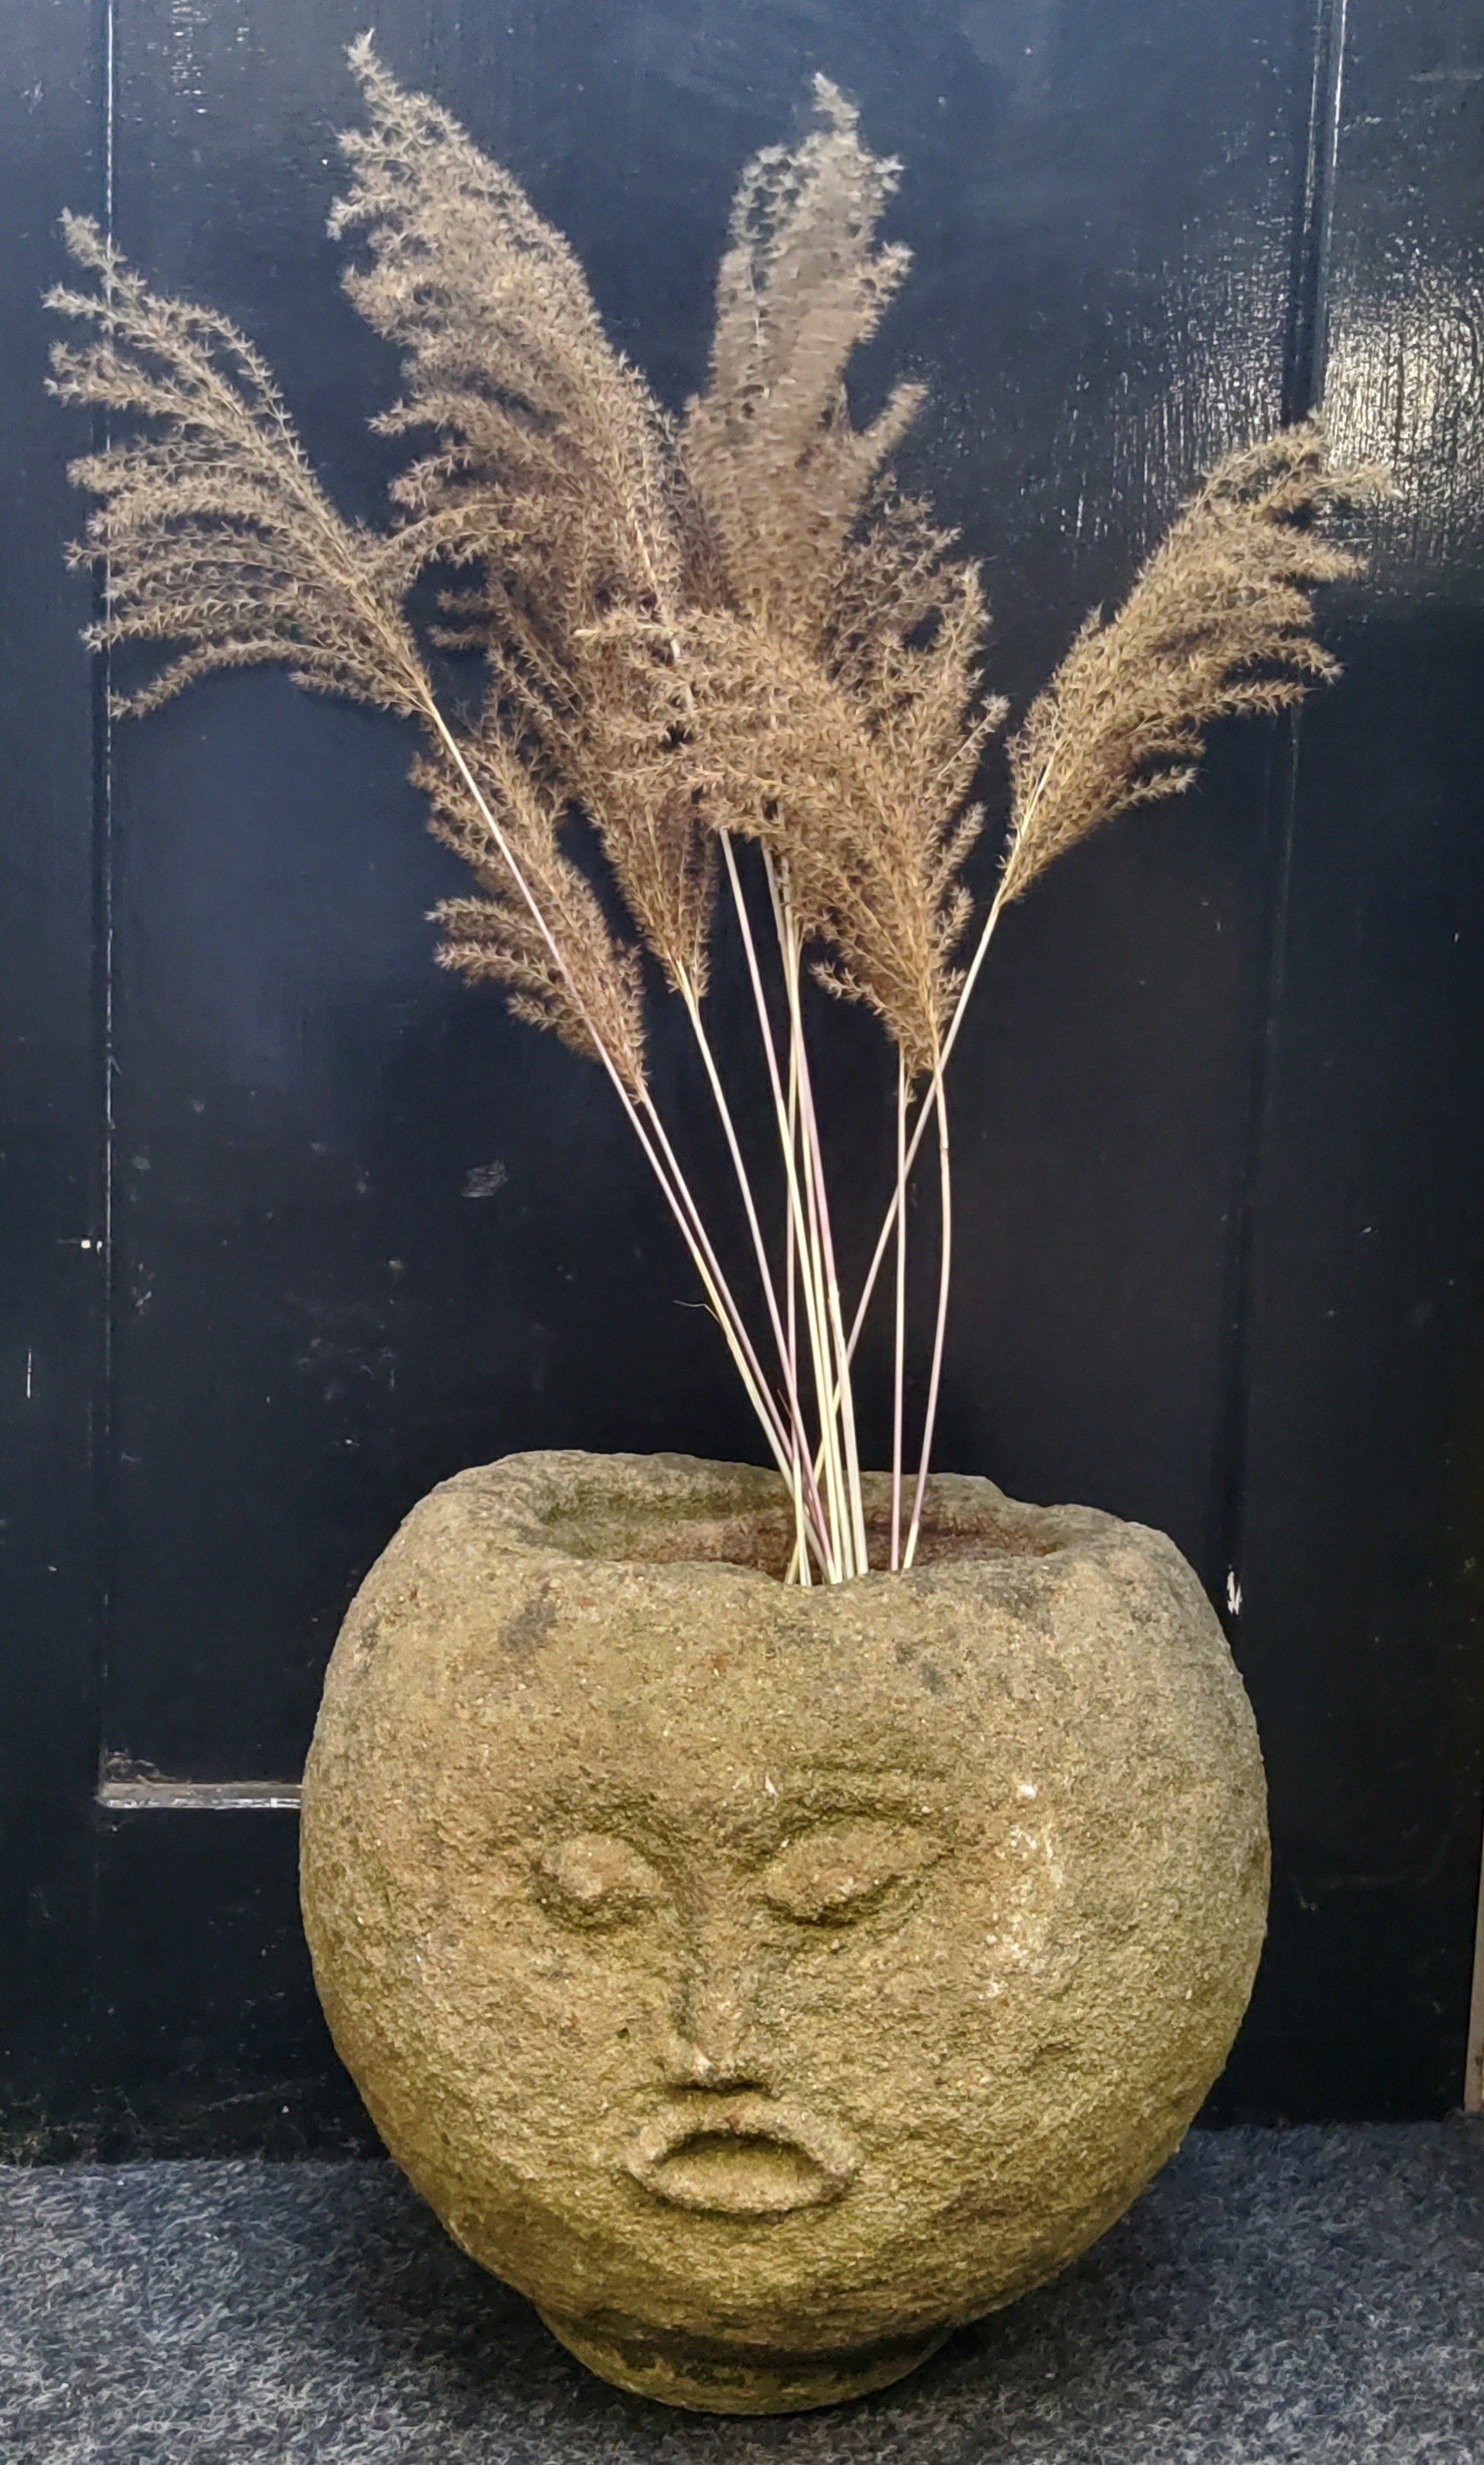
[{"left": 622, "top": 2096, "right": 859, "bottom": 2217}]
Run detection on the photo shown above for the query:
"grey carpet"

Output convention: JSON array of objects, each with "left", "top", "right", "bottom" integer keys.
[{"left": 1, "top": 2125, "right": 1481, "bottom": 2463}]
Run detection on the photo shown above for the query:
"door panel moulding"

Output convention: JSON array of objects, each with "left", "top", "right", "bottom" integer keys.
[{"left": 97, "top": 1777, "right": 301, "bottom": 1811}]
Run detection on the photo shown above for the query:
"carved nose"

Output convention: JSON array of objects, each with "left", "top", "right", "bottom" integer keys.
[{"left": 663, "top": 1924, "right": 769, "bottom": 2091}]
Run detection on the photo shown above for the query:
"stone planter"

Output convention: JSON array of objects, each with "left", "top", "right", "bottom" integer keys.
[{"left": 300, "top": 1451, "right": 1268, "bottom": 2414}]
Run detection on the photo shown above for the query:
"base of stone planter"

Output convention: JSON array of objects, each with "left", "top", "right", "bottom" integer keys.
[
  {"left": 301, "top": 1452, "right": 1268, "bottom": 2415},
  {"left": 537, "top": 2307, "right": 952, "bottom": 2412}
]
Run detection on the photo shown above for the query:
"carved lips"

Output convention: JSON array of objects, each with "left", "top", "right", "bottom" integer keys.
[{"left": 622, "top": 2095, "right": 861, "bottom": 2217}]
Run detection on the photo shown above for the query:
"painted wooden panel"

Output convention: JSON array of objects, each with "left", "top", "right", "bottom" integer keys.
[{"left": 2, "top": 0, "right": 1481, "bottom": 2146}]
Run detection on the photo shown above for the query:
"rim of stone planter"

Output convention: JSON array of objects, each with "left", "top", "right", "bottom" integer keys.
[{"left": 300, "top": 1450, "right": 1270, "bottom": 2414}]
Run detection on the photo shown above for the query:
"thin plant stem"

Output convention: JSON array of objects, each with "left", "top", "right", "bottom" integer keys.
[
  {"left": 422, "top": 702, "right": 805, "bottom": 1503},
  {"left": 809, "top": 1079, "right": 869, "bottom": 1579},
  {"left": 798, "top": 870, "right": 1013, "bottom": 1518},
  {"left": 770, "top": 874, "right": 846, "bottom": 1573},
  {"left": 642, "top": 1069, "right": 832, "bottom": 1572},
  {"left": 717, "top": 832, "right": 836, "bottom": 1570},
  {"left": 844, "top": 877, "right": 1011, "bottom": 1370},
  {"left": 637, "top": 1089, "right": 824, "bottom": 1536},
  {"left": 767, "top": 858, "right": 867, "bottom": 1579},
  {"left": 799, "top": 1124, "right": 847, "bottom": 1577},
  {"left": 904, "top": 1055, "right": 952, "bottom": 1572},
  {"left": 675, "top": 969, "right": 827, "bottom": 1555},
  {"left": 435, "top": 570, "right": 987, "bottom": 1585},
  {"left": 781, "top": 961, "right": 809, "bottom": 1585},
  {"left": 778, "top": 917, "right": 847, "bottom": 1567},
  {"left": 796, "top": 1022, "right": 854, "bottom": 1572},
  {"left": 891, "top": 1053, "right": 908, "bottom": 1572},
  {"left": 785, "top": 1056, "right": 802, "bottom": 1566},
  {"left": 767, "top": 865, "right": 848, "bottom": 1577},
  {"left": 784, "top": 975, "right": 809, "bottom": 1585}
]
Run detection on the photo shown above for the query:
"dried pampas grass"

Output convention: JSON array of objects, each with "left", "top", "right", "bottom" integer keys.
[
  {"left": 1003, "top": 423, "right": 1377, "bottom": 905},
  {"left": 48, "top": 50, "right": 1376, "bottom": 1582}
]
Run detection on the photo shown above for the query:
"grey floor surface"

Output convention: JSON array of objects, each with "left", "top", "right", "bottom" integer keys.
[{"left": 1, "top": 2125, "right": 1481, "bottom": 2463}]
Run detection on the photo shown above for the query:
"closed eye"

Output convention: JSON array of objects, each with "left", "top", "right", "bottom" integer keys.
[
  {"left": 534, "top": 1832, "right": 666, "bottom": 1931},
  {"left": 759, "top": 1818, "right": 942, "bottom": 1928}
]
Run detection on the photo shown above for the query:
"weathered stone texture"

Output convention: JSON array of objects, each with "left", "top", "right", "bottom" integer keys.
[{"left": 301, "top": 1452, "right": 1268, "bottom": 2413}]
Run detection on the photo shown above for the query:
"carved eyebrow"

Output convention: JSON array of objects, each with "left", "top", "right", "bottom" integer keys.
[
  {"left": 752, "top": 1767, "right": 947, "bottom": 1827},
  {"left": 783, "top": 1758, "right": 942, "bottom": 1791},
  {"left": 521, "top": 1767, "right": 948, "bottom": 1868}
]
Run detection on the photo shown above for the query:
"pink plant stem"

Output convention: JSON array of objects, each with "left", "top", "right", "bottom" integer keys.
[{"left": 904, "top": 1058, "right": 951, "bottom": 1572}]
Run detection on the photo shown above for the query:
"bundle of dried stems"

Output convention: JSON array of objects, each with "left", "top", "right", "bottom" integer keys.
[{"left": 48, "top": 45, "right": 1379, "bottom": 1583}]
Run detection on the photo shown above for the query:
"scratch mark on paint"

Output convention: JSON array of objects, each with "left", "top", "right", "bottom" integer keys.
[
  {"left": 24, "top": 1351, "right": 33, "bottom": 1401},
  {"left": 1226, "top": 1569, "right": 1243, "bottom": 1617}
]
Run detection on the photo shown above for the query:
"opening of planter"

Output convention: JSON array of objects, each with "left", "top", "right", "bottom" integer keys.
[{"left": 527, "top": 1460, "right": 1074, "bottom": 1582}]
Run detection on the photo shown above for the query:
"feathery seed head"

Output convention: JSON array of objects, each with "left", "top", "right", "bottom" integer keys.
[
  {"left": 1002, "top": 417, "right": 1385, "bottom": 905},
  {"left": 48, "top": 57, "right": 1371, "bottom": 1109}
]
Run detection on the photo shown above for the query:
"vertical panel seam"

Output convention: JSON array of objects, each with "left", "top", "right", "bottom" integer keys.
[
  {"left": 98, "top": 0, "right": 115, "bottom": 1321},
  {"left": 1211, "top": 0, "right": 1348, "bottom": 1619},
  {"left": 1285, "top": 0, "right": 1348, "bottom": 422},
  {"left": 86, "top": 0, "right": 118, "bottom": 2133}
]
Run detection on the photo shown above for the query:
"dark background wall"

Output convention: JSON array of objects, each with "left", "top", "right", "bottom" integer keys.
[{"left": 2, "top": 0, "right": 1481, "bottom": 2155}]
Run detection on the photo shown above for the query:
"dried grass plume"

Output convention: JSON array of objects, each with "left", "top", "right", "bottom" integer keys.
[
  {"left": 1003, "top": 422, "right": 1383, "bottom": 905},
  {"left": 47, "top": 47, "right": 1378, "bottom": 1581}
]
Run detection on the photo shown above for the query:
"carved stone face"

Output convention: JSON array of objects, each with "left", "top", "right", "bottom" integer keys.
[
  {"left": 533, "top": 1786, "right": 948, "bottom": 2223},
  {"left": 301, "top": 1454, "right": 1267, "bottom": 2411}
]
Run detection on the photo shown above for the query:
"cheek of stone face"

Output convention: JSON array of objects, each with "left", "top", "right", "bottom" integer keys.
[
  {"left": 757, "top": 1820, "right": 1066, "bottom": 2146},
  {"left": 378, "top": 1828, "right": 675, "bottom": 2154}
]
